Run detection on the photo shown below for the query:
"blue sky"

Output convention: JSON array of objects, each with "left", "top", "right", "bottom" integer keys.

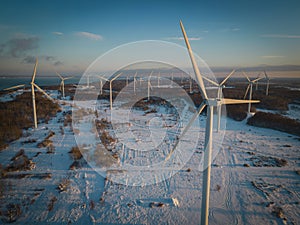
[{"left": 0, "top": 0, "right": 299, "bottom": 76}]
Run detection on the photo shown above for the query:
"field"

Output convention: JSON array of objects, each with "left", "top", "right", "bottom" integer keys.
[{"left": 0, "top": 76, "right": 299, "bottom": 224}]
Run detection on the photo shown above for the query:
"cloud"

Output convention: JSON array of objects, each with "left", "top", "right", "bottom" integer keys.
[
  {"left": 52, "top": 31, "right": 63, "bottom": 36},
  {"left": 261, "top": 55, "right": 285, "bottom": 59},
  {"left": 261, "top": 34, "right": 300, "bottom": 39},
  {"left": 76, "top": 31, "right": 103, "bottom": 40},
  {"left": 54, "top": 61, "right": 63, "bottom": 66},
  {"left": 42, "top": 55, "right": 55, "bottom": 61},
  {"left": 41, "top": 55, "right": 64, "bottom": 66},
  {"left": 165, "top": 37, "right": 202, "bottom": 41},
  {"left": 0, "top": 36, "right": 39, "bottom": 57},
  {"left": 22, "top": 55, "right": 36, "bottom": 64},
  {"left": 220, "top": 27, "right": 240, "bottom": 32}
]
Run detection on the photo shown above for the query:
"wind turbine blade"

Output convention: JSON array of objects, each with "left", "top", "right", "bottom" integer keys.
[
  {"left": 111, "top": 72, "right": 122, "bottom": 82},
  {"left": 4, "top": 84, "right": 25, "bottom": 91},
  {"left": 253, "top": 77, "right": 264, "bottom": 83},
  {"left": 56, "top": 72, "right": 63, "bottom": 80},
  {"left": 202, "top": 76, "right": 219, "bottom": 87},
  {"left": 165, "top": 101, "right": 206, "bottom": 161},
  {"left": 242, "top": 71, "right": 250, "bottom": 82},
  {"left": 149, "top": 71, "right": 153, "bottom": 78},
  {"left": 64, "top": 76, "right": 73, "bottom": 81},
  {"left": 101, "top": 77, "right": 109, "bottom": 82},
  {"left": 220, "top": 69, "right": 235, "bottom": 86},
  {"left": 243, "top": 84, "right": 250, "bottom": 99},
  {"left": 33, "top": 83, "right": 54, "bottom": 101},
  {"left": 180, "top": 21, "right": 208, "bottom": 100},
  {"left": 31, "top": 58, "right": 38, "bottom": 83},
  {"left": 264, "top": 70, "right": 269, "bottom": 80},
  {"left": 222, "top": 98, "right": 260, "bottom": 105}
]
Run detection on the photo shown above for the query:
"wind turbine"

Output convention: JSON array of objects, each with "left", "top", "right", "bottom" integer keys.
[
  {"left": 189, "top": 76, "right": 193, "bottom": 93},
  {"left": 157, "top": 72, "right": 160, "bottom": 87},
  {"left": 202, "top": 69, "right": 235, "bottom": 132},
  {"left": 87, "top": 74, "right": 90, "bottom": 88},
  {"left": 243, "top": 72, "right": 263, "bottom": 114},
  {"left": 30, "top": 58, "right": 54, "bottom": 128},
  {"left": 109, "top": 72, "right": 122, "bottom": 110},
  {"left": 56, "top": 72, "right": 73, "bottom": 98},
  {"left": 148, "top": 71, "right": 153, "bottom": 100},
  {"left": 133, "top": 72, "right": 137, "bottom": 94},
  {"left": 3, "top": 59, "right": 53, "bottom": 129},
  {"left": 264, "top": 70, "right": 271, "bottom": 96},
  {"left": 97, "top": 75, "right": 108, "bottom": 95},
  {"left": 168, "top": 21, "right": 260, "bottom": 225}
]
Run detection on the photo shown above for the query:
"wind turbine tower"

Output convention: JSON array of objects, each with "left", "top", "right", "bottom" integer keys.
[{"left": 167, "top": 21, "right": 260, "bottom": 225}]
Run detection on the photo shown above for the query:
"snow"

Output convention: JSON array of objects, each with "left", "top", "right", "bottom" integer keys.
[{"left": 0, "top": 91, "right": 299, "bottom": 225}]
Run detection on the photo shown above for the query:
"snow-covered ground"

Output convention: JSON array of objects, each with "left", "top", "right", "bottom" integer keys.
[{"left": 0, "top": 92, "right": 299, "bottom": 224}]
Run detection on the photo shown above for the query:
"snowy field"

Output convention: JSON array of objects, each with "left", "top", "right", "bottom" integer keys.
[{"left": 0, "top": 88, "right": 299, "bottom": 225}]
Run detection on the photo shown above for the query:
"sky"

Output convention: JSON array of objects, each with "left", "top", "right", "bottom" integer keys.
[{"left": 0, "top": 0, "right": 300, "bottom": 76}]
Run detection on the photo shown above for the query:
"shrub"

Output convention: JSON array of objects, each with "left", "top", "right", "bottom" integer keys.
[
  {"left": 247, "top": 112, "right": 300, "bottom": 136},
  {"left": 69, "top": 146, "right": 82, "bottom": 160}
]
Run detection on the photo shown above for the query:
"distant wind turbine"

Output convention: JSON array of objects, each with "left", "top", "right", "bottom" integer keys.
[
  {"left": 148, "top": 71, "right": 153, "bottom": 100},
  {"left": 243, "top": 72, "right": 263, "bottom": 114},
  {"left": 157, "top": 72, "right": 160, "bottom": 87},
  {"left": 56, "top": 72, "right": 73, "bottom": 98},
  {"left": 97, "top": 75, "right": 108, "bottom": 95},
  {"left": 189, "top": 76, "right": 193, "bottom": 93},
  {"left": 202, "top": 69, "right": 235, "bottom": 132},
  {"left": 109, "top": 73, "right": 122, "bottom": 110},
  {"left": 264, "top": 70, "right": 271, "bottom": 96},
  {"left": 166, "top": 21, "right": 260, "bottom": 225},
  {"left": 133, "top": 72, "right": 137, "bottom": 94}
]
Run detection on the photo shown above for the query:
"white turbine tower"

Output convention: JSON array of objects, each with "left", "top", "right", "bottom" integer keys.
[
  {"left": 133, "top": 72, "right": 137, "bottom": 94},
  {"left": 148, "top": 71, "right": 153, "bottom": 100},
  {"left": 243, "top": 72, "right": 263, "bottom": 114},
  {"left": 202, "top": 69, "right": 235, "bottom": 132},
  {"left": 189, "top": 76, "right": 193, "bottom": 93},
  {"left": 97, "top": 75, "right": 108, "bottom": 95},
  {"left": 157, "top": 72, "right": 160, "bottom": 87},
  {"left": 87, "top": 74, "right": 90, "bottom": 88},
  {"left": 264, "top": 70, "right": 271, "bottom": 96},
  {"left": 109, "top": 72, "right": 122, "bottom": 110},
  {"left": 166, "top": 21, "right": 260, "bottom": 225},
  {"left": 56, "top": 72, "right": 73, "bottom": 98}
]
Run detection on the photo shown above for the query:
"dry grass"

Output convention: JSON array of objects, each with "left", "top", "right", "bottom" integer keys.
[
  {"left": 0, "top": 92, "right": 60, "bottom": 150},
  {"left": 57, "top": 178, "right": 70, "bottom": 193},
  {"left": 47, "top": 196, "right": 57, "bottom": 211},
  {"left": 0, "top": 203, "right": 22, "bottom": 223}
]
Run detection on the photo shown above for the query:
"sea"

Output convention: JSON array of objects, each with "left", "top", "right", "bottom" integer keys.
[{"left": 0, "top": 76, "right": 80, "bottom": 90}]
